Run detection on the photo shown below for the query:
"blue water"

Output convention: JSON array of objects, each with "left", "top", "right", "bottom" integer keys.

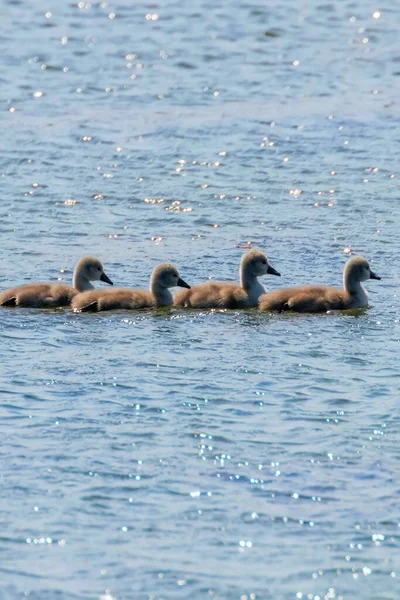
[{"left": 1, "top": 1, "right": 399, "bottom": 599}]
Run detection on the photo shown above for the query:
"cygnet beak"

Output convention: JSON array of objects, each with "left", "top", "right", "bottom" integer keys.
[
  {"left": 100, "top": 272, "right": 113, "bottom": 285},
  {"left": 177, "top": 277, "right": 191, "bottom": 289},
  {"left": 267, "top": 264, "right": 281, "bottom": 277},
  {"left": 370, "top": 270, "right": 381, "bottom": 280}
]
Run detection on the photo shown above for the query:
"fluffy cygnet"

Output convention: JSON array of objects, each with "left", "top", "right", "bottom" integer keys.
[
  {"left": 174, "top": 248, "right": 280, "bottom": 309},
  {"left": 0, "top": 256, "right": 113, "bottom": 309},
  {"left": 72, "top": 263, "right": 190, "bottom": 312},
  {"left": 258, "top": 255, "right": 381, "bottom": 313}
]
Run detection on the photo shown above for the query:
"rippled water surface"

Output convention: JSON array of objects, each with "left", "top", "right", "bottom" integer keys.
[{"left": 1, "top": 1, "right": 399, "bottom": 599}]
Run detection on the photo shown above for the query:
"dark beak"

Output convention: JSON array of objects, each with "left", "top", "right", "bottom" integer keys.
[
  {"left": 267, "top": 264, "right": 281, "bottom": 277},
  {"left": 177, "top": 277, "right": 191, "bottom": 289},
  {"left": 100, "top": 272, "right": 113, "bottom": 285},
  {"left": 370, "top": 270, "right": 381, "bottom": 281}
]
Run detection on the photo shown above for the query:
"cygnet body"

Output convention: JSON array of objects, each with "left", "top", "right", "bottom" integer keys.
[
  {"left": 0, "top": 256, "right": 113, "bottom": 308},
  {"left": 258, "top": 256, "right": 381, "bottom": 313},
  {"left": 72, "top": 263, "right": 190, "bottom": 312},
  {"left": 174, "top": 249, "right": 280, "bottom": 309}
]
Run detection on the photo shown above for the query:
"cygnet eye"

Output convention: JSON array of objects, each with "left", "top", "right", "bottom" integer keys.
[{"left": 262, "top": 259, "right": 267, "bottom": 265}]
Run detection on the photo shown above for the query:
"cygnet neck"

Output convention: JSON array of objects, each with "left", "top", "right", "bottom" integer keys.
[
  {"left": 343, "top": 268, "right": 368, "bottom": 305},
  {"left": 73, "top": 266, "right": 95, "bottom": 292},
  {"left": 150, "top": 277, "right": 172, "bottom": 306},
  {"left": 240, "top": 260, "right": 265, "bottom": 304}
]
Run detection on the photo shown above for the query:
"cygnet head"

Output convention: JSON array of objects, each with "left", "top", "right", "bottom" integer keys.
[
  {"left": 344, "top": 256, "right": 381, "bottom": 284},
  {"left": 150, "top": 263, "right": 190, "bottom": 289},
  {"left": 75, "top": 256, "right": 113, "bottom": 284},
  {"left": 241, "top": 249, "right": 280, "bottom": 277}
]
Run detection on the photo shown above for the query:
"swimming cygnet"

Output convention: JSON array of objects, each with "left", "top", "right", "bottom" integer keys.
[
  {"left": 72, "top": 263, "right": 190, "bottom": 312},
  {"left": 174, "top": 248, "right": 280, "bottom": 309},
  {"left": 0, "top": 256, "right": 113, "bottom": 308},
  {"left": 258, "top": 255, "right": 381, "bottom": 313}
]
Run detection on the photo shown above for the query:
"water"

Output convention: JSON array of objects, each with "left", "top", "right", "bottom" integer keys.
[{"left": 1, "top": 0, "right": 399, "bottom": 598}]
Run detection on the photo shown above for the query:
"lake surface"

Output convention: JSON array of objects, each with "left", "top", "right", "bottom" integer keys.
[{"left": 1, "top": 0, "right": 399, "bottom": 598}]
